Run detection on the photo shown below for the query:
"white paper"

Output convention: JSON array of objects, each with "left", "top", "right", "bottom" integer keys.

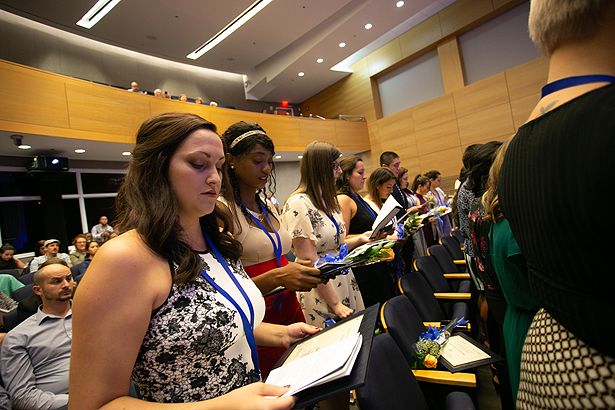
[
  {"left": 265, "top": 332, "right": 363, "bottom": 396},
  {"left": 369, "top": 195, "right": 403, "bottom": 239},
  {"left": 440, "top": 335, "right": 490, "bottom": 367}
]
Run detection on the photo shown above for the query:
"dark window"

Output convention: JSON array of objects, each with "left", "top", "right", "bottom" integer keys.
[
  {"left": 64, "top": 198, "right": 84, "bottom": 240},
  {"left": 85, "top": 197, "right": 117, "bottom": 231},
  {"left": 0, "top": 200, "right": 45, "bottom": 254},
  {"left": 81, "top": 173, "right": 125, "bottom": 194}
]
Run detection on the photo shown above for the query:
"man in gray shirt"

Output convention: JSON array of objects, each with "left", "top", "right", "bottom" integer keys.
[{"left": 0, "top": 258, "right": 75, "bottom": 410}]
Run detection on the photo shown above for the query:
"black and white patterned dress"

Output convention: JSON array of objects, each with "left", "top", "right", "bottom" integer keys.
[{"left": 131, "top": 252, "right": 265, "bottom": 403}]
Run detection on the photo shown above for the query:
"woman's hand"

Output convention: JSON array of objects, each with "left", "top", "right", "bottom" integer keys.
[
  {"left": 210, "top": 382, "right": 296, "bottom": 410},
  {"left": 283, "top": 322, "right": 322, "bottom": 347},
  {"left": 330, "top": 302, "right": 353, "bottom": 319},
  {"left": 275, "top": 261, "right": 323, "bottom": 291},
  {"left": 408, "top": 205, "right": 422, "bottom": 213}
]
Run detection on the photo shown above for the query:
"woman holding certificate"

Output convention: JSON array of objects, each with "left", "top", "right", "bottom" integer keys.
[{"left": 219, "top": 121, "right": 323, "bottom": 379}]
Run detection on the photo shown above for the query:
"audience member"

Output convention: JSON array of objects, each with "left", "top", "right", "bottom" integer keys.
[
  {"left": 35, "top": 240, "right": 46, "bottom": 257},
  {"left": 336, "top": 156, "right": 395, "bottom": 308},
  {"left": 364, "top": 167, "right": 396, "bottom": 211},
  {"left": 194, "top": 97, "right": 203, "bottom": 104},
  {"left": 163, "top": 91, "right": 170, "bottom": 99},
  {"left": 379, "top": 151, "right": 407, "bottom": 218},
  {"left": 425, "top": 169, "right": 453, "bottom": 238},
  {"left": 179, "top": 94, "right": 188, "bottom": 102},
  {"left": 0, "top": 243, "right": 26, "bottom": 270},
  {"left": 209, "top": 100, "right": 218, "bottom": 107},
  {"left": 127, "top": 81, "right": 141, "bottom": 93},
  {"left": 483, "top": 140, "right": 538, "bottom": 403},
  {"left": 69, "top": 112, "right": 316, "bottom": 409},
  {"left": 220, "top": 121, "right": 322, "bottom": 379},
  {"left": 28, "top": 240, "right": 72, "bottom": 272},
  {"left": 0, "top": 258, "right": 74, "bottom": 410},
  {"left": 69, "top": 234, "right": 88, "bottom": 266},
  {"left": 451, "top": 143, "right": 481, "bottom": 230},
  {"left": 73, "top": 240, "right": 99, "bottom": 282},
  {"left": 90, "top": 215, "right": 114, "bottom": 244},
  {"left": 397, "top": 167, "right": 428, "bottom": 257},
  {"left": 153, "top": 88, "right": 163, "bottom": 98},
  {"left": 499, "top": 0, "right": 615, "bottom": 406},
  {"left": 411, "top": 174, "right": 438, "bottom": 248}
]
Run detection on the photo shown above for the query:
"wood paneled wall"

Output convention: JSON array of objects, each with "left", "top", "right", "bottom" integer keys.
[
  {"left": 0, "top": 60, "right": 370, "bottom": 153},
  {"left": 300, "top": 0, "right": 547, "bottom": 193}
]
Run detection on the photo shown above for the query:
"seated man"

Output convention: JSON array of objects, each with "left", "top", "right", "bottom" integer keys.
[
  {"left": 90, "top": 215, "right": 114, "bottom": 244},
  {"left": 28, "top": 240, "right": 72, "bottom": 273},
  {"left": 0, "top": 258, "right": 75, "bottom": 410}
]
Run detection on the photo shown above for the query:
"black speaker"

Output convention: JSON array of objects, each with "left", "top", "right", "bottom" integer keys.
[{"left": 27, "top": 156, "right": 69, "bottom": 172}]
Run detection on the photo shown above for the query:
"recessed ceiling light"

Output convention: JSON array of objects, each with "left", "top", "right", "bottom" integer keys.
[
  {"left": 298, "top": 72, "right": 305, "bottom": 77},
  {"left": 316, "top": 58, "right": 324, "bottom": 63},
  {"left": 17, "top": 144, "right": 31, "bottom": 150},
  {"left": 364, "top": 23, "right": 372, "bottom": 30},
  {"left": 74, "top": 149, "right": 86, "bottom": 154},
  {"left": 396, "top": 1, "right": 405, "bottom": 7},
  {"left": 275, "top": 155, "right": 282, "bottom": 159},
  {"left": 187, "top": 0, "right": 273, "bottom": 59},
  {"left": 298, "top": 155, "right": 303, "bottom": 159},
  {"left": 339, "top": 42, "right": 346, "bottom": 48},
  {"left": 76, "top": 0, "right": 123, "bottom": 29},
  {"left": 122, "top": 151, "right": 132, "bottom": 156}
]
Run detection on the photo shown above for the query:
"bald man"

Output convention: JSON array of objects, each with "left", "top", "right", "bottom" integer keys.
[{"left": 0, "top": 258, "right": 75, "bottom": 410}]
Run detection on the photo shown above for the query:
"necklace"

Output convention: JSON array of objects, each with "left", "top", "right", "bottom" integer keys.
[{"left": 541, "top": 74, "right": 615, "bottom": 98}]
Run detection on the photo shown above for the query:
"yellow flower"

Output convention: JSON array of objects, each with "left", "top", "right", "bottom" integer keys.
[{"left": 423, "top": 354, "right": 438, "bottom": 369}]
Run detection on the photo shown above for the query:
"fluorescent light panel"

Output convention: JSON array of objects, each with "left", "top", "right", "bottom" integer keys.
[
  {"left": 76, "top": 0, "right": 122, "bottom": 29},
  {"left": 187, "top": 0, "right": 272, "bottom": 60}
]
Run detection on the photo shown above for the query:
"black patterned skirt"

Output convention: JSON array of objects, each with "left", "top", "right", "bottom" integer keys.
[{"left": 517, "top": 309, "right": 615, "bottom": 409}]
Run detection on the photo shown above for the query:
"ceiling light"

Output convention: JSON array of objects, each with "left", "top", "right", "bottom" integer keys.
[
  {"left": 316, "top": 58, "right": 324, "bottom": 63},
  {"left": 298, "top": 72, "right": 305, "bottom": 77},
  {"left": 339, "top": 42, "right": 346, "bottom": 48},
  {"left": 18, "top": 144, "right": 31, "bottom": 150},
  {"left": 10, "top": 134, "right": 30, "bottom": 149},
  {"left": 275, "top": 155, "right": 282, "bottom": 159},
  {"left": 122, "top": 151, "right": 132, "bottom": 156},
  {"left": 76, "top": 0, "right": 123, "bottom": 29},
  {"left": 75, "top": 149, "right": 86, "bottom": 154},
  {"left": 297, "top": 155, "right": 303, "bottom": 159},
  {"left": 364, "top": 23, "right": 373, "bottom": 30},
  {"left": 187, "top": 0, "right": 273, "bottom": 60},
  {"left": 396, "top": 1, "right": 405, "bottom": 7}
]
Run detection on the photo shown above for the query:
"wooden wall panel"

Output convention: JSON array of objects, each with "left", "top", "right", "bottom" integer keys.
[
  {"left": 298, "top": 119, "right": 337, "bottom": 149},
  {"left": 414, "top": 120, "right": 460, "bottom": 156},
  {"left": 453, "top": 73, "right": 509, "bottom": 117},
  {"left": 399, "top": 15, "right": 443, "bottom": 59},
  {"left": 437, "top": 38, "right": 465, "bottom": 94},
  {"left": 413, "top": 95, "right": 457, "bottom": 131},
  {"left": 366, "top": 41, "right": 403, "bottom": 77},
  {"left": 506, "top": 57, "right": 548, "bottom": 101},
  {"left": 419, "top": 147, "right": 463, "bottom": 179},
  {"left": 510, "top": 93, "right": 540, "bottom": 129},
  {"left": 457, "top": 103, "right": 515, "bottom": 145},
  {"left": 0, "top": 63, "right": 70, "bottom": 129},
  {"left": 439, "top": 0, "right": 494, "bottom": 37},
  {"left": 66, "top": 83, "right": 149, "bottom": 141},
  {"left": 335, "top": 121, "right": 370, "bottom": 151}
]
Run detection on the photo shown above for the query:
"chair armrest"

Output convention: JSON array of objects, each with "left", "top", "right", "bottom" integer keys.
[
  {"left": 453, "top": 260, "right": 466, "bottom": 265},
  {"left": 412, "top": 370, "right": 476, "bottom": 388},
  {"left": 423, "top": 321, "right": 472, "bottom": 332},
  {"left": 443, "top": 273, "right": 471, "bottom": 280},
  {"left": 434, "top": 292, "right": 472, "bottom": 300},
  {"left": 423, "top": 321, "right": 441, "bottom": 328}
]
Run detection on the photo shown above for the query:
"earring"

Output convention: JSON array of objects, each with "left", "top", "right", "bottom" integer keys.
[{"left": 230, "top": 165, "right": 235, "bottom": 169}]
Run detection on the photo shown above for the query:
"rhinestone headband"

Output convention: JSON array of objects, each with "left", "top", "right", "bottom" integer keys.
[{"left": 229, "top": 130, "right": 267, "bottom": 150}]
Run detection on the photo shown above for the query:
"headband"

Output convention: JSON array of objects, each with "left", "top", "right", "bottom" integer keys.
[{"left": 229, "top": 130, "right": 267, "bottom": 150}]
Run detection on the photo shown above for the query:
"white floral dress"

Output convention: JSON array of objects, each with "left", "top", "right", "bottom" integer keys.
[{"left": 281, "top": 193, "right": 364, "bottom": 327}]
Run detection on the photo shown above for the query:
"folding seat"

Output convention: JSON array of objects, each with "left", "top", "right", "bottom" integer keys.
[{"left": 428, "top": 243, "right": 468, "bottom": 274}]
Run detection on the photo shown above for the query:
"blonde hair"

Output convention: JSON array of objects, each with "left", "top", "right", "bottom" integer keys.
[
  {"left": 482, "top": 139, "right": 510, "bottom": 223},
  {"left": 529, "top": 0, "right": 611, "bottom": 55}
]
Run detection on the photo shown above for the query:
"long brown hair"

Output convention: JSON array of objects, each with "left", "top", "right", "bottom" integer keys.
[
  {"left": 336, "top": 155, "right": 363, "bottom": 195},
  {"left": 293, "top": 141, "right": 341, "bottom": 214},
  {"left": 482, "top": 139, "right": 510, "bottom": 223},
  {"left": 367, "top": 167, "right": 396, "bottom": 209},
  {"left": 115, "top": 112, "right": 241, "bottom": 284}
]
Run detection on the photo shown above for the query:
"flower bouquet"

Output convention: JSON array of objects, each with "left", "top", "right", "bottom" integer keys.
[
  {"left": 316, "top": 239, "right": 396, "bottom": 279},
  {"left": 401, "top": 212, "right": 423, "bottom": 238},
  {"left": 410, "top": 317, "right": 468, "bottom": 370}
]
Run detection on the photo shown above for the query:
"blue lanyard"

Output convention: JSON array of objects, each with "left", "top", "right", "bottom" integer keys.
[
  {"left": 541, "top": 75, "right": 615, "bottom": 98},
  {"left": 352, "top": 193, "right": 377, "bottom": 221},
  {"left": 325, "top": 213, "right": 341, "bottom": 245},
  {"left": 245, "top": 201, "right": 282, "bottom": 267},
  {"left": 201, "top": 232, "right": 260, "bottom": 380}
]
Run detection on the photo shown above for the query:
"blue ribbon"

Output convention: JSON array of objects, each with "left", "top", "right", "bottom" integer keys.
[
  {"left": 541, "top": 74, "right": 615, "bottom": 98},
  {"left": 202, "top": 231, "right": 260, "bottom": 381}
]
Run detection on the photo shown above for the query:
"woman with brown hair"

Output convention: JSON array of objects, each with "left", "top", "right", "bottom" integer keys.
[
  {"left": 69, "top": 112, "right": 317, "bottom": 410},
  {"left": 363, "top": 167, "right": 396, "bottom": 212},
  {"left": 281, "top": 141, "right": 365, "bottom": 328},
  {"left": 219, "top": 121, "right": 322, "bottom": 379}
]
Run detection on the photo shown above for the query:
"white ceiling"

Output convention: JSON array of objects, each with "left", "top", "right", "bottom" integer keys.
[{"left": 0, "top": 0, "right": 455, "bottom": 164}]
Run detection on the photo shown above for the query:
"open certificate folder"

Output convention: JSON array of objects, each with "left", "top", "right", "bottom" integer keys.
[
  {"left": 369, "top": 195, "right": 403, "bottom": 239},
  {"left": 266, "top": 332, "right": 363, "bottom": 396}
]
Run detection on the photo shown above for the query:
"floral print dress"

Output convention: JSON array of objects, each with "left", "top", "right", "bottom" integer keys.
[
  {"left": 131, "top": 252, "right": 265, "bottom": 403},
  {"left": 281, "top": 193, "right": 364, "bottom": 327}
]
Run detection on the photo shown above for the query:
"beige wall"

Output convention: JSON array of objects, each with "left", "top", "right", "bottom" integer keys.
[{"left": 300, "top": 0, "right": 548, "bottom": 193}]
